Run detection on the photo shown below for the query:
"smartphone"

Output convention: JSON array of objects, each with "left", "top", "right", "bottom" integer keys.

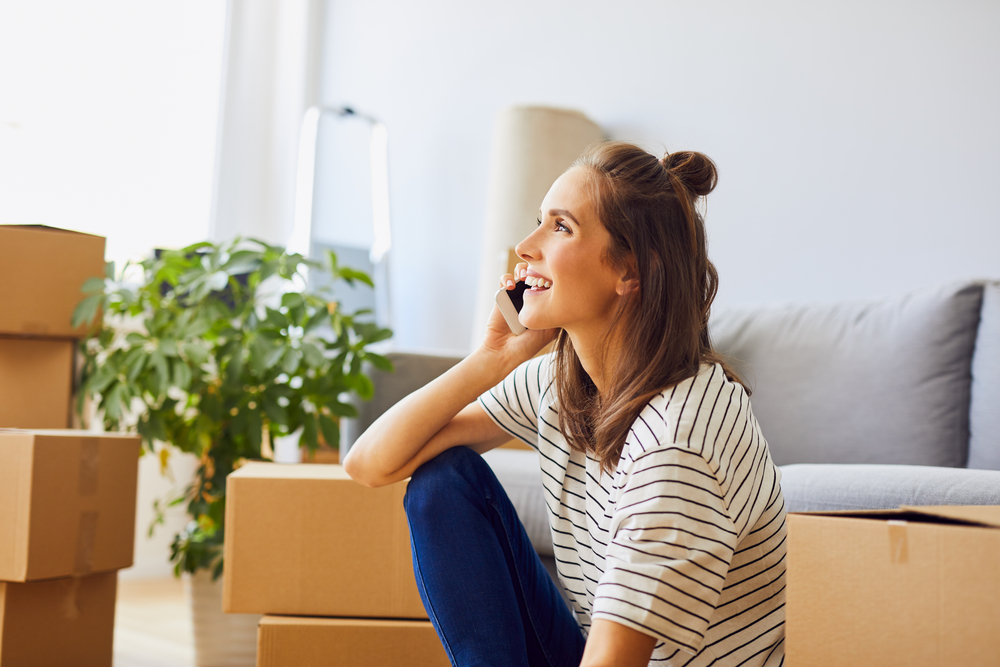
[{"left": 495, "top": 281, "right": 528, "bottom": 335}]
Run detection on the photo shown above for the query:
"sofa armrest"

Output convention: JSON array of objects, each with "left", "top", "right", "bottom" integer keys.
[{"left": 780, "top": 464, "right": 1000, "bottom": 513}]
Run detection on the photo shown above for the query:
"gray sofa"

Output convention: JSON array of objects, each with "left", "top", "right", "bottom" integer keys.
[{"left": 343, "top": 279, "right": 1000, "bottom": 588}]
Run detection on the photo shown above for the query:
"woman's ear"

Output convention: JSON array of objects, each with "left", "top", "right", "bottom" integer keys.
[
  {"left": 616, "top": 257, "right": 639, "bottom": 296},
  {"left": 616, "top": 276, "right": 639, "bottom": 296}
]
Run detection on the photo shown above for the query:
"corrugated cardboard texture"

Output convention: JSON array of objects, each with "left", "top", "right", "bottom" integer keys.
[
  {"left": 0, "top": 571, "right": 117, "bottom": 667},
  {"left": 224, "top": 463, "right": 426, "bottom": 618},
  {"left": 787, "top": 507, "right": 1000, "bottom": 666},
  {"left": 257, "top": 616, "right": 449, "bottom": 667},
  {"left": 0, "top": 338, "right": 74, "bottom": 429},
  {"left": 0, "top": 430, "right": 140, "bottom": 581},
  {"left": 0, "top": 225, "right": 106, "bottom": 339}
]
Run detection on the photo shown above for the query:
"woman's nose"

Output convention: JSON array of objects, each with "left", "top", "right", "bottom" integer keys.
[{"left": 515, "top": 226, "right": 541, "bottom": 261}]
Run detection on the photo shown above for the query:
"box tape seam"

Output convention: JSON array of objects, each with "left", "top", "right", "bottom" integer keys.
[
  {"left": 61, "top": 576, "right": 82, "bottom": 620},
  {"left": 75, "top": 512, "right": 98, "bottom": 574},
  {"left": 74, "top": 438, "right": 101, "bottom": 574},
  {"left": 888, "top": 519, "right": 908, "bottom": 564}
]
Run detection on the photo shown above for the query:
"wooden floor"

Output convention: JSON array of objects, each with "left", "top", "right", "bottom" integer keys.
[{"left": 114, "top": 578, "right": 195, "bottom": 667}]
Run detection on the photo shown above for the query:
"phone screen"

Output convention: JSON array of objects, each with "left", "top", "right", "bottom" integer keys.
[{"left": 508, "top": 281, "right": 528, "bottom": 313}]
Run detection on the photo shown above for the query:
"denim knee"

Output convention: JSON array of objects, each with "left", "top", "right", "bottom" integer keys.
[{"left": 404, "top": 446, "right": 484, "bottom": 519}]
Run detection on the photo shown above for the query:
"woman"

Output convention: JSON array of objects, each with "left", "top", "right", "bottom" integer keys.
[{"left": 343, "top": 141, "right": 786, "bottom": 667}]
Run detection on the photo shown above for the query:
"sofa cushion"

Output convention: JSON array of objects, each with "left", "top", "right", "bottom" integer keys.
[
  {"left": 968, "top": 281, "right": 1000, "bottom": 470},
  {"left": 711, "top": 281, "right": 983, "bottom": 467},
  {"left": 780, "top": 463, "right": 1000, "bottom": 512}
]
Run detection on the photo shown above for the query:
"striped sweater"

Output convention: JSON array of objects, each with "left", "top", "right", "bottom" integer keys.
[{"left": 479, "top": 354, "right": 786, "bottom": 666}]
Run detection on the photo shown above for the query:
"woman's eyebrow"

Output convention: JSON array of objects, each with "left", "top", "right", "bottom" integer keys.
[{"left": 541, "top": 208, "right": 580, "bottom": 226}]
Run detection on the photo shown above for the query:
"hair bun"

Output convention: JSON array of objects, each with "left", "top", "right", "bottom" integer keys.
[{"left": 662, "top": 151, "right": 718, "bottom": 197}]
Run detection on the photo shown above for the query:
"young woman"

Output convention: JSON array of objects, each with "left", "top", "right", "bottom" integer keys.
[{"left": 343, "top": 141, "right": 786, "bottom": 667}]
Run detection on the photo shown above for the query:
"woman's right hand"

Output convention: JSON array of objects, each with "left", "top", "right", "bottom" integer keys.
[{"left": 478, "top": 262, "right": 558, "bottom": 370}]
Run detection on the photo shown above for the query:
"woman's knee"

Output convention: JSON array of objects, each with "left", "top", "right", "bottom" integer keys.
[{"left": 404, "top": 446, "right": 487, "bottom": 517}]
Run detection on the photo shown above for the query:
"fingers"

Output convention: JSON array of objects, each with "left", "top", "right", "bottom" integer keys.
[{"left": 499, "top": 263, "right": 530, "bottom": 289}]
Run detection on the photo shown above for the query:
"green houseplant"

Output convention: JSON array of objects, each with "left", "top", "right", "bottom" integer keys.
[{"left": 74, "top": 238, "right": 392, "bottom": 579}]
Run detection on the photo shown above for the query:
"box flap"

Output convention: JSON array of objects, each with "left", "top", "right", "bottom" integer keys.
[
  {"left": 792, "top": 505, "right": 1000, "bottom": 528},
  {"left": 228, "top": 461, "right": 352, "bottom": 481},
  {"left": 0, "top": 429, "right": 138, "bottom": 438},
  {"left": 259, "top": 616, "right": 432, "bottom": 629},
  {"left": 0, "top": 224, "right": 103, "bottom": 238},
  {"left": 900, "top": 504, "right": 1000, "bottom": 528}
]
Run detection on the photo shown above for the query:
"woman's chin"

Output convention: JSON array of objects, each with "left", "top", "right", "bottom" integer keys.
[{"left": 518, "top": 309, "right": 552, "bottom": 332}]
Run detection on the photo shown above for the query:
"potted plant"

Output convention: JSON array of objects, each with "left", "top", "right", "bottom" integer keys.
[{"left": 73, "top": 238, "right": 392, "bottom": 664}]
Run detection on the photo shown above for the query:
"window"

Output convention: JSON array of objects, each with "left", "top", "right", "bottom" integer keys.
[{"left": 0, "top": 1, "right": 227, "bottom": 271}]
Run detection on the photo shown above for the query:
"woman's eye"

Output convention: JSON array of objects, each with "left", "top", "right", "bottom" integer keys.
[
  {"left": 554, "top": 221, "right": 569, "bottom": 232},
  {"left": 536, "top": 218, "right": 543, "bottom": 227}
]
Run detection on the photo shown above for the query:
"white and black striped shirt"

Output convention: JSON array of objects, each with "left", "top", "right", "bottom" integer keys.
[{"left": 479, "top": 354, "right": 786, "bottom": 667}]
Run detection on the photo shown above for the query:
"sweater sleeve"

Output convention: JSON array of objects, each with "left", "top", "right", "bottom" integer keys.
[
  {"left": 477, "top": 353, "right": 552, "bottom": 450},
  {"left": 592, "top": 443, "right": 737, "bottom": 655}
]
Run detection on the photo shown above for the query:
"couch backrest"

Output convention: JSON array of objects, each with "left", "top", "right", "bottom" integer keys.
[
  {"left": 710, "top": 281, "right": 984, "bottom": 468},
  {"left": 968, "top": 281, "right": 1000, "bottom": 470}
]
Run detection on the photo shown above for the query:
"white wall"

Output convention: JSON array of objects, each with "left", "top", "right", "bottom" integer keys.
[{"left": 316, "top": 0, "right": 1000, "bottom": 353}]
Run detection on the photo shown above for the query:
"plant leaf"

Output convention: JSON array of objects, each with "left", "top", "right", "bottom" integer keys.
[
  {"left": 353, "top": 374, "right": 374, "bottom": 401},
  {"left": 280, "top": 347, "right": 301, "bottom": 374},
  {"left": 300, "top": 342, "right": 325, "bottom": 368},
  {"left": 364, "top": 352, "right": 394, "bottom": 372},
  {"left": 150, "top": 350, "right": 169, "bottom": 397},
  {"left": 262, "top": 395, "right": 288, "bottom": 426},
  {"left": 326, "top": 401, "right": 358, "bottom": 418},
  {"left": 301, "top": 413, "right": 319, "bottom": 451},
  {"left": 318, "top": 414, "right": 339, "bottom": 449},
  {"left": 245, "top": 408, "right": 263, "bottom": 454},
  {"left": 81, "top": 277, "right": 106, "bottom": 294},
  {"left": 172, "top": 358, "right": 192, "bottom": 392},
  {"left": 72, "top": 294, "right": 103, "bottom": 328},
  {"left": 181, "top": 342, "right": 209, "bottom": 365}
]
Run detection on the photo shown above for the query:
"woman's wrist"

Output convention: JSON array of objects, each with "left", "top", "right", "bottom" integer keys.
[{"left": 464, "top": 345, "right": 521, "bottom": 390}]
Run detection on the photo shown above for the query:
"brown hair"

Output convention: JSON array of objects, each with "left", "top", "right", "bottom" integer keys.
[{"left": 554, "top": 141, "right": 745, "bottom": 475}]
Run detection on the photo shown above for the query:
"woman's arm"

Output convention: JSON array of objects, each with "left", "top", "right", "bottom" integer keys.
[
  {"left": 580, "top": 619, "right": 657, "bottom": 667},
  {"left": 343, "top": 266, "right": 556, "bottom": 488},
  {"left": 342, "top": 350, "right": 514, "bottom": 487}
]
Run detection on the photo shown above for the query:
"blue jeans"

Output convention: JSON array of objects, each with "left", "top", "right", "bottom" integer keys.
[{"left": 404, "top": 446, "right": 587, "bottom": 667}]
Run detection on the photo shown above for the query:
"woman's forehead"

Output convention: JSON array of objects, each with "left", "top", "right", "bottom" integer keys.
[{"left": 541, "top": 167, "right": 597, "bottom": 223}]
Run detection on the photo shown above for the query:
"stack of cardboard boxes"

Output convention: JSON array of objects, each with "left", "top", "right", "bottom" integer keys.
[
  {"left": 0, "top": 225, "right": 107, "bottom": 429},
  {"left": 0, "top": 430, "right": 141, "bottom": 665},
  {"left": 224, "top": 463, "right": 450, "bottom": 666},
  {"left": 0, "top": 225, "right": 141, "bottom": 666}
]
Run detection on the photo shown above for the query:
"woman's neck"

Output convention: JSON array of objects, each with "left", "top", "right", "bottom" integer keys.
[{"left": 567, "top": 326, "right": 623, "bottom": 396}]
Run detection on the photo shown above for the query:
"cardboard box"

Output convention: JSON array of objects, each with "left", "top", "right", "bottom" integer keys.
[
  {"left": 0, "top": 430, "right": 140, "bottom": 581},
  {"left": 0, "top": 225, "right": 106, "bottom": 338},
  {"left": 0, "top": 338, "right": 75, "bottom": 429},
  {"left": 257, "top": 616, "right": 448, "bottom": 667},
  {"left": 787, "top": 505, "right": 1000, "bottom": 666},
  {"left": 0, "top": 570, "right": 117, "bottom": 667},
  {"left": 224, "top": 462, "right": 426, "bottom": 618}
]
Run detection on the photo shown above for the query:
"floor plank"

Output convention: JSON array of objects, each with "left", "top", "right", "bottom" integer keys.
[{"left": 114, "top": 577, "right": 195, "bottom": 667}]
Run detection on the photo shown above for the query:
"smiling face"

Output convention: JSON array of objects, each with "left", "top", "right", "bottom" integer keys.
[{"left": 514, "top": 166, "right": 630, "bottom": 342}]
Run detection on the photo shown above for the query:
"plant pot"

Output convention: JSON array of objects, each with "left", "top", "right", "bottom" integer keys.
[{"left": 186, "top": 569, "right": 260, "bottom": 667}]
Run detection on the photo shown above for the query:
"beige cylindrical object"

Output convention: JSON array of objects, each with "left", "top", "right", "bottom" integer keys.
[
  {"left": 188, "top": 570, "right": 260, "bottom": 666},
  {"left": 471, "top": 106, "right": 604, "bottom": 349}
]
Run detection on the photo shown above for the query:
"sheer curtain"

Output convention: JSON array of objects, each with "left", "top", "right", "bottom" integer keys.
[{"left": 210, "top": 0, "right": 326, "bottom": 248}]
